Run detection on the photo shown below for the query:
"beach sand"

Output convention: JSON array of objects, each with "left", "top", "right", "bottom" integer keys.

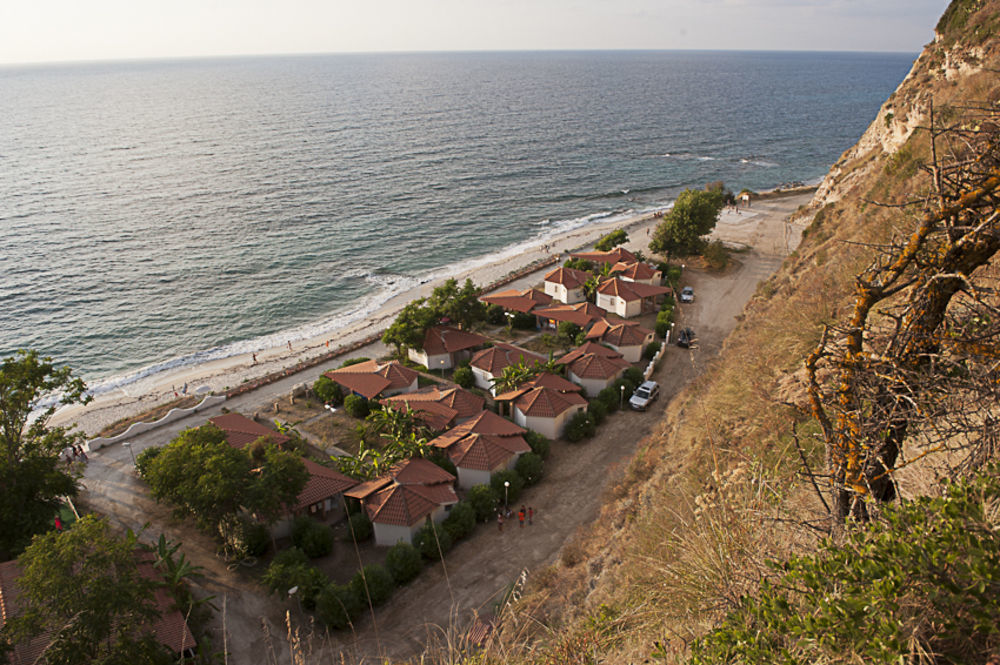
[{"left": 51, "top": 207, "right": 670, "bottom": 436}]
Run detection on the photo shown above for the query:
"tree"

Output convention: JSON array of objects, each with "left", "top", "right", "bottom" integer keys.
[
  {"left": 453, "top": 365, "right": 474, "bottom": 389},
  {"left": 467, "top": 484, "right": 499, "bottom": 521},
  {"left": 382, "top": 298, "right": 438, "bottom": 355},
  {"left": 429, "top": 278, "right": 486, "bottom": 330},
  {"left": 261, "top": 548, "right": 327, "bottom": 609},
  {"left": 312, "top": 375, "right": 343, "bottom": 406},
  {"left": 246, "top": 444, "right": 309, "bottom": 525},
  {"left": 343, "top": 394, "right": 370, "bottom": 419},
  {"left": 384, "top": 542, "right": 423, "bottom": 585},
  {"left": 491, "top": 362, "right": 536, "bottom": 395},
  {"left": 649, "top": 188, "right": 725, "bottom": 257},
  {"left": 806, "top": 103, "right": 1000, "bottom": 522},
  {"left": 349, "top": 564, "right": 394, "bottom": 606},
  {"left": 0, "top": 350, "right": 90, "bottom": 560},
  {"left": 291, "top": 516, "right": 334, "bottom": 558},
  {"left": 515, "top": 452, "right": 544, "bottom": 486},
  {"left": 595, "top": 228, "right": 629, "bottom": 251},
  {"left": 490, "top": 469, "right": 524, "bottom": 505},
  {"left": 0, "top": 516, "right": 169, "bottom": 665}
]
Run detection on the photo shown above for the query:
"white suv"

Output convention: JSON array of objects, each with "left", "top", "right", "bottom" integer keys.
[{"left": 629, "top": 381, "right": 660, "bottom": 411}]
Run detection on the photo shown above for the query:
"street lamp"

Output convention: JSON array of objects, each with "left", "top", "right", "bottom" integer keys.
[
  {"left": 620, "top": 384, "right": 626, "bottom": 410},
  {"left": 123, "top": 441, "right": 136, "bottom": 467},
  {"left": 503, "top": 480, "right": 510, "bottom": 514},
  {"left": 288, "top": 585, "right": 303, "bottom": 621}
]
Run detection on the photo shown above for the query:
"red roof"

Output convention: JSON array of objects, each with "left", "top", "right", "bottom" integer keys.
[
  {"left": 543, "top": 266, "right": 591, "bottom": 289},
  {"left": 470, "top": 343, "right": 546, "bottom": 375},
  {"left": 448, "top": 433, "right": 531, "bottom": 471},
  {"left": 209, "top": 413, "right": 291, "bottom": 450},
  {"left": 324, "top": 371, "right": 392, "bottom": 400},
  {"left": 480, "top": 288, "right": 553, "bottom": 314},
  {"left": 343, "top": 476, "right": 393, "bottom": 501},
  {"left": 389, "top": 457, "right": 456, "bottom": 486},
  {"left": 494, "top": 373, "right": 583, "bottom": 403},
  {"left": 325, "top": 360, "right": 416, "bottom": 400},
  {"left": 429, "top": 410, "right": 527, "bottom": 451},
  {"left": 557, "top": 341, "right": 624, "bottom": 365},
  {"left": 366, "top": 484, "right": 440, "bottom": 527},
  {"left": 514, "top": 387, "right": 588, "bottom": 418},
  {"left": 382, "top": 398, "right": 458, "bottom": 431},
  {"left": 611, "top": 261, "right": 661, "bottom": 281},
  {"left": 571, "top": 247, "right": 638, "bottom": 264},
  {"left": 533, "top": 302, "right": 608, "bottom": 327},
  {"left": 360, "top": 458, "right": 459, "bottom": 527},
  {"left": 567, "top": 353, "right": 631, "bottom": 380},
  {"left": 297, "top": 459, "right": 358, "bottom": 510},
  {"left": 596, "top": 278, "right": 671, "bottom": 302},
  {"left": 383, "top": 385, "right": 485, "bottom": 425},
  {"left": 421, "top": 326, "right": 488, "bottom": 356},
  {"left": 586, "top": 320, "right": 654, "bottom": 346}
]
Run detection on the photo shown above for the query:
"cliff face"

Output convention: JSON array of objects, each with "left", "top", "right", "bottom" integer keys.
[{"left": 481, "top": 2, "right": 1000, "bottom": 663}]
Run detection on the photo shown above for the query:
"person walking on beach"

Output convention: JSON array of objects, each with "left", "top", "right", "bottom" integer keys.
[
  {"left": 252, "top": 352, "right": 257, "bottom": 364},
  {"left": 528, "top": 506, "right": 534, "bottom": 525},
  {"left": 518, "top": 506, "right": 526, "bottom": 528},
  {"left": 287, "top": 340, "right": 293, "bottom": 351},
  {"left": 182, "top": 382, "right": 187, "bottom": 394}
]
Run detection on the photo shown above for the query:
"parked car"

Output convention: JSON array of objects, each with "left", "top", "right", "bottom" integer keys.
[
  {"left": 629, "top": 380, "right": 660, "bottom": 411},
  {"left": 680, "top": 286, "right": 695, "bottom": 303},
  {"left": 677, "top": 327, "right": 695, "bottom": 348}
]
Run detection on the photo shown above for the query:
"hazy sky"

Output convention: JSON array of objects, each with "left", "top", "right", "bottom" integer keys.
[{"left": 1, "top": 0, "right": 952, "bottom": 65}]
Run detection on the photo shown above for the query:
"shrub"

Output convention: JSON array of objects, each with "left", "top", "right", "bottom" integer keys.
[
  {"left": 343, "top": 394, "right": 370, "bottom": 419},
  {"left": 643, "top": 341, "right": 662, "bottom": 360},
  {"left": 385, "top": 542, "right": 423, "bottom": 585},
  {"left": 564, "top": 257, "right": 594, "bottom": 271},
  {"left": 557, "top": 322, "right": 582, "bottom": 341},
  {"left": 524, "top": 431, "right": 551, "bottom": 459},
  {"left": 588, "top": 400, "right": 608, "bottom": 426},
  {"left": 453, "top": 365, "right": 474, "bottom": 389},
  {"left": 339, "top": 357, "right": 370, "bottom": 368},
  {"left": 486, "top": 304, "right": 507, "bottom": 325},
  {"left": 242, "top": 520, "right": 271, "bottom": 557},
  {"left": 512, "top": 311, "right": 537, "bottom": 330},
  {"left": 468, "top": 484, "right": 499, "bottom": 521},
  {"left": 656, "top": 308, "right": 674, "bottom": 326},
  {"left": 349, "top": 564, "right": 394, "bottom": 607},
  {"left": 316, "top": 583, "right": 363, "bottom": 630},
  {"left": 565, "top": 411, "right": 596, "bottom": 443},
  {"left": 313, "top": 375, "right": 343, "bottom": 406},
  {"left": 703, "top": 239, "right": 730, "bottom": 270},
  {"left": 415, "top": 521, "right": 453, "bottom": 560},
  {"left": 292, "top": 516, "right": 334, "bottom": 558},
  {"left": 491, "top": 469, "right": 524, "bottom": 505},
  {"left": 655, "top": 320, "right": 671, "bottom": 338},
  {"left": 261, "top": 548, "right": 327, "bottom": 609},
  {"left": 597, "top": 386, "right": 620, "bottom": 413},
  {"left": 443, "top": 502, "right": 477, "bottom": 542},
  {"left": 595, "top": 228, "right": 628, "bottom": 251},
  {"left": 515, "top": 452, "right": 544, "bottom": 486},
  {"left": 134, "top": 446, "right": 161, "bottom": 478},
  {"left": 623, "top": 366, "right": 644, "bottom": 386},
  {"left": 346, "top": 512, "right": 372, "bottom": 542}
]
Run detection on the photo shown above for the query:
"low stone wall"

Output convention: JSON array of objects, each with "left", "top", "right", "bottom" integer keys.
[{"left": 86, "top": 394, "right": 227, "bottom": 451}]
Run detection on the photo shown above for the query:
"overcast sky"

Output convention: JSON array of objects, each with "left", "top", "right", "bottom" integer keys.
[{"left": 0, "top": 0, "right": 952, "bottom": 65}]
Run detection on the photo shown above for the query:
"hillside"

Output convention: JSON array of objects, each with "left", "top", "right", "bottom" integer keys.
[{"left": 475, "top": 2, "right": 1000, "bottom": 663}]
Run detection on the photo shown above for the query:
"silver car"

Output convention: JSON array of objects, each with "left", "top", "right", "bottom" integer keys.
[
  {"left": 629, "top": 381, "right": 660, "bottom": 411},
  {"left": 680, "top": 286, "right": 695, "bottom": 303}
]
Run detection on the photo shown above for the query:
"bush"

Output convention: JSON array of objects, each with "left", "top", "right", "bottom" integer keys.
[
  {"left": 565, "top": 411, "right": 596, "bottom": 443},
  {"left": 242, "top": 520, "right": 271, "bottom": 557},
  {"left": 340, "top": 357, "right": 370, "bottom": 368},
  {"left": 292, "top": 516, "right": 334, "bottom": 558},
  {"left": 312, "top": 375, "right": 343, "bottom": 406},
  {"left": 316, "top": 583, "right": 363, "bottom": 630},
  {"left": 486, "top": 304, "right": 507, "bottom": 325},
  {"left": 623, "top": 366, "right": 644, "bottom": 386},
  {"left": 656, "top": 308, "right": 674, "bottom": 326},
  {"left": 343, "top": 394, "right": 370, "bottom": 419},
  {"left": 468, "top": 484, "right": 499, "bottom": 521},
  {"left": 453, "top": 365, "right": 474, "bottom": 389},
  {"left": 655, "top": 320, "right": 671, "bottom": 338},
  {"left": 385, "top": 542, "right": 423, "bottom": 585},
  {"left": 346, "top": 512, "right": 372, "bottom": 542},
  {"left": 443, "top": 502, "right": 477, "bottom": 542},
  {"left": 134, "top": 446, "right": 161, "bottom": 478},
  {"left": 595, "top": 228, "right": 628, "bottom": 252},
  {"left": 415, "top": 520, "right": 454, "bottom": 560},
  {"left": 512, "top": 311, "right": 537, "bottom": 330},
  {"left": 491, "top": 469, "right": 524, "bottom": 505},
  {"left": 703, "top": 239, "right": 730, "bottom": 270},
  {"left": 515, "top": 452, "right": 544, "bottom": 486},
  {"left": 261, "top": 548, "right": 327, "bottom": 609},
  {"left": 643, "top": 341, "right": 662, "bottom": 360},
  {"left": 349, "top": 563, "right": 394, "bottom": 607},
  {"left": 524, "top": 431, "right": 551, "bottom": 459},
  {"left": 588, "top": 400, "right": 608, "bottom": 426},
  {"left": 564, "top": 257, "right": 594, "bottom": 271}
]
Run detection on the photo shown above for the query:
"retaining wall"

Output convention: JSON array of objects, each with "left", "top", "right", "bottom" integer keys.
[{"left": 86, "top": 394, "right": 227, "bottom": 451}]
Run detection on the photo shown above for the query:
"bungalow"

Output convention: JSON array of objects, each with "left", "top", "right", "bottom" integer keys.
[
  {"left": 509, "top": 386, "right": 588, "bottom": 439},
  {"left": 272, "top": 458, "right": 358, "bottom": 537},
  {"left": 324, "top": 359, "right": 418, "bottom": 400},
  {"left": 408, "top": 326, "right": 488, "bottom": 370},
  {"left": 344, "top": 458, "right": 458, "bottom": 547},
  {"left": 570, "top": 247, "right": 638, "bottom": 266},
  {"left": 558, "top": 342, "right": 632, "bottom": 396},
  {"left": 0, "top": 556, "right": 197, "bottom": 663},
  {"left": 543, "top": 267, "right": 591, "bottom": 304},
  {"left": 479, "top": 287, "right": 553, "bottom": 314},
  {"left": 595, "top": 278, "right": 671, "bottom": 318},
  {"left": 469, "top": 342, "right": 546, "bottom": 395},
  {"left": 443, "top": 432, "right": 532, "bottom": 489},
  {"left": 493, "top": 372, "right": 584, "bottom": 416},
  {"left": 532, "top": 301, "right": 607, "bottom": 331},
  {"left": 610, "top": 261, "right": 662, "bottom": 286},
  {"left": 429, "top": 409, "right": 528, "bottom": 452},
  {"left": 585, "top": 319, "right": 656, "bottom": 362},
  {"left": 382, "top": 385, "right": 486, "bottom": 430},
  {"left": 210, "top": 412, "right": 291, "bottom": 450}
]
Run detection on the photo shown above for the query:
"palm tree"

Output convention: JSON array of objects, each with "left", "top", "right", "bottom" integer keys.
[{"left": 491, "top": 362, "right": 537, "bottom": 395}]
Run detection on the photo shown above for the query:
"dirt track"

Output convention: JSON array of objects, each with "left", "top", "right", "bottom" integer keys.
[{"left": 78, "top": 192, "right": 812, "bottom": 664}]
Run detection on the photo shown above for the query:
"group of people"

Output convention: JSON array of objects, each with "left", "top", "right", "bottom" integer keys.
[
  {"left": 497, "top": 505, "right": 534, "bottom": 531},
  {"left": 64, "top": 444, "right": 88, "bottom": 464}
]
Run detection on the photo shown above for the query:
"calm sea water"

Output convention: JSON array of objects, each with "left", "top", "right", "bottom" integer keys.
[{"left": 0, "top": 51, "right": 914, "bottom": 394}]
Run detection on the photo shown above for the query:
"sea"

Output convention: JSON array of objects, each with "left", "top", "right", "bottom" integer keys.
[{"left": 0, "top": 50, "right": 916, "bottom": 397}]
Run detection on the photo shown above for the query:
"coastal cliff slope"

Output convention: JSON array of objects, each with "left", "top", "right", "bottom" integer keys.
[{"left": 476, "top": 2, "right": 1000, "bottom": 663}]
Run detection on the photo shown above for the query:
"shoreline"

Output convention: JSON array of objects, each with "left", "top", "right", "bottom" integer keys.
[{"left": 51, "top": 186, "right": 816, "bottom": 437}]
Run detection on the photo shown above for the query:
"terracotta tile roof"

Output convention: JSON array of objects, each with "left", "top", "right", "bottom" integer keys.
[
  {"left": 448, "top": 433, "right": 531, "bottom": 471},
  {"left": 434, "top": 387, "right": 486, "bottom": 421},
  {"left": 528, "top": 372, "right": 584, "bottom": 393},
  {"left": 470, "top": 343, "right": 546, "bottom": 375},
  {"left": 389, "top": 457, "right": 456, "bottom": 486},
  {"left": 557, "top": 341, "right": 624, "bottom": 365},
  {"left": 297, "top": 458, "right": 358, "bottom": 510},
  {"left": 428, "top": 410, "right": 527, "bottom": 451},
  {"left": 570, "top": 247, "right": 638, "bottom": 264},
  {"left": 1, "top": 558, "right": 196, "bottom": 665},
  {"left": 343, "top": 476, "right": 393, "bottom": 501},
  {"left": 382, "top": 398, "right": 458, "bottom": 431},
  {"left": 597, "top": 278, "right": 671, "bottom": 302},
  {"left": 533, "top": 301, "right": 608, "bottom": 328},
  {"left": 325, "top": 360, "right": 415, "bottom": 400},
  {"left": 611, "top": 261, "right": 660, "bottom": 281},
  {"left": 375, "top": 361, "right": 419, "bottom": 391},
  {"left": 421, "top": 326, "right": 488, "bottom": 356},
  {"left": 408, "top": 482, "right": 460, "bottom": 506},
  {"left": 366, "top": 484, "right": 439, "bottom": 527},
  {"left": 543, "top": 266, "right": 591, "bottom": 289},
  {"left": 324, "top": 371, "right": 392, "bottom": 400},
  {"left": 382, "top": 385, "right": 485, "bottom": 429},
  {"left": 567, "top": 353, "right": 631, "bottom": 380},
  {"left": 479, "top": 288, "right": 552, "bottom": 314},
  {"left": 514, "top": 387, "right": 588, "bottom": 418},
  {"left": 586, "top": 320, "right": 654, "bottom": 346},
  {"left": 209, "top": 413, "right": 291, "bottom": 450}
]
